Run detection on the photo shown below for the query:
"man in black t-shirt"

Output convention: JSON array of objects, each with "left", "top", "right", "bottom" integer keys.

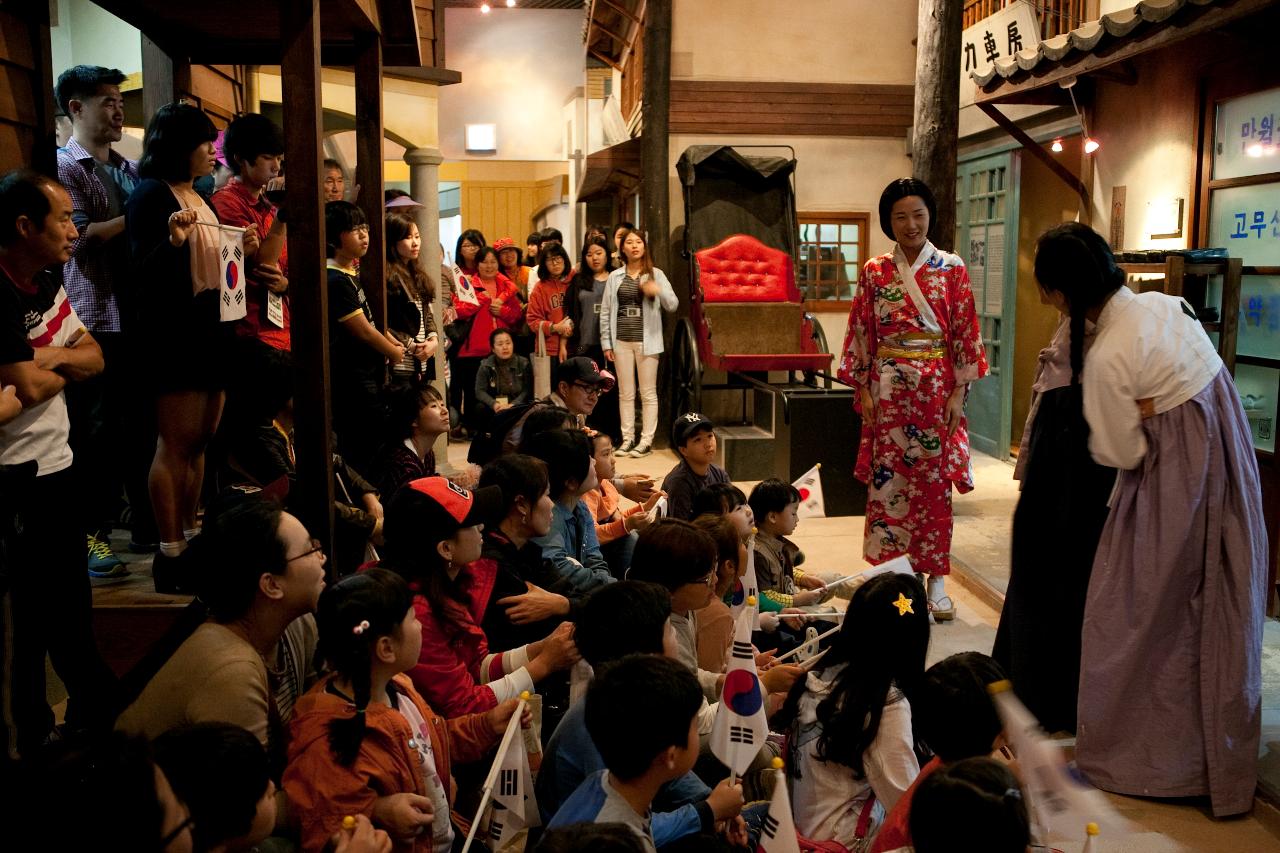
[{"left": 0, "top": 170, "right": 118, "bottom": 769}]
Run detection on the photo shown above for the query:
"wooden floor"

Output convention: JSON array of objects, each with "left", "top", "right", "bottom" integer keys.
[{"left": 90, "top": 537, "right": 191, "bottom": 677}]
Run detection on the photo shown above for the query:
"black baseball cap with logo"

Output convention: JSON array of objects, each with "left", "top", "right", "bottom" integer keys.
[{"left": 671, "top": 412, "right": 715, "bottom": 447}]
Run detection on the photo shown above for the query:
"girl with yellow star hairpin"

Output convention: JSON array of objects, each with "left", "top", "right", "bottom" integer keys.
[{"left": 771, "top": 573, "right": 930, "bottom": 851}]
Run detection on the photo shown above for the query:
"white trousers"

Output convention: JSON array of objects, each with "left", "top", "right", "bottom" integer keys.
[{"left": 614, "top": 339, "right": 659, "bottom": 446}]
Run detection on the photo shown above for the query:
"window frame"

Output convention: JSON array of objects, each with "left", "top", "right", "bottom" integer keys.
[{"left": 796, "top": 211, "right": 871, "bottom": 313}]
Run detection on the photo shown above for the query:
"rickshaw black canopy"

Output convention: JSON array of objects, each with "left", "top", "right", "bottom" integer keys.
[{"left": 676, "top": 145, "right": 798, "bottom": 263}]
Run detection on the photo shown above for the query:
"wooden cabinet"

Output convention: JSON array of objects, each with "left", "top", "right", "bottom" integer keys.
[{"left": 1117, "top": 256, "right": 1243, "bottom": 374}]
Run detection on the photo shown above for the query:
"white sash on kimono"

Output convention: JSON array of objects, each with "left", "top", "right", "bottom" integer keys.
[{"left": 890, "top": 241, "right": 942, "bottom": 335}]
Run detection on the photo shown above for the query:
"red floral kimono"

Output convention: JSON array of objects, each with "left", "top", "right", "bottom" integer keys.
[{"left": 838, "top": 242, "right": 988, "bottom": 575}]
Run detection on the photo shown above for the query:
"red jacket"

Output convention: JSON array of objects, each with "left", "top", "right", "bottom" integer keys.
[
  {"left": 453, "top": 273, "right": 523, "bottom": 358},
  {"left": 405, "top": 560, "right": 521, "bottom": 718},
  {"left": 284, "top": 672, "right": 499, "bottom": 853},
  {"left": 525, "top": 275, "right": 573, "bottom": 357}
]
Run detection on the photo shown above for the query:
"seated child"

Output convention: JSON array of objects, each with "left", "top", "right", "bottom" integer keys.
[
  {"left": 284, "top": 568, "right": 519, "bottom": 852},
  {"left": 689, "top": 514, "right": 747, "bottom": 675},
  {"left": 153, "top": 723, "right": 277, "bottom": 853},
  {"left": 373, "top": 383, "right": 449, "bottom": 499},
  {"left": 524, "top": 428, "right": 615, "bottom": 594},
  {"left": 775, "top": 573, "right": 929, "bottom": 851},
  {"left": 547, "top": 655, "right": 714, "bottom": 852},
  {"left": 870, "top": 652, "right": 1009, "bottom": 853},
  {"left": 474, "top": 328, "right": 532, "bottom": 433},
  {"left": 908, "top": 758, "right": 1030, "bottom": 853},
  {"left": 582, "top": 432, "right": 664, "bottom": 578},
  {"left": 661, "top": 413, "right": 729, "bottom": 521},
  {"left": 690, "top": 482, "right": 752, "bottom": 533},
  {"left": 747, "top": 479, "right": 827, "bottom": 614},
  {"left": 326, "top": 200, "right": 405, "bottom": 473},
  {"left": 538, "top": 581, "right": 743, "bottom": 847},
  {"left": 379, "top": 477, "right": 580, "bottom": 718}
]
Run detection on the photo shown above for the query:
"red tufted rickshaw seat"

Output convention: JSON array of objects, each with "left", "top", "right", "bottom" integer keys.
[{"left": 695, "top": 235, "right": 799, "bottom": 304}]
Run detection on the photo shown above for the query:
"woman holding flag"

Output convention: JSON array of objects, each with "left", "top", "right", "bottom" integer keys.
[{"left": 838, "top": 179, "right": 987, "bottom": 619}]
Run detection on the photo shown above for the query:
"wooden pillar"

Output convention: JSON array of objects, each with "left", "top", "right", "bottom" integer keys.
[
  {"left": 26, "top": 0, "right": 56, "bottom": 176},
  {"left": 355, "top": 32, "right": 386, "bottom": 329},
  {"left": 281, "top": 0, "right": 336, "bottom": 561},
  {"left": 912, "top": 0, "right": 963, "bottom": 250},
  {"left": 140, "top": 35, "right": 175, "bottom": 127},
  {"left": 640, "top": 0, "right": 671, "bottom": 269}
]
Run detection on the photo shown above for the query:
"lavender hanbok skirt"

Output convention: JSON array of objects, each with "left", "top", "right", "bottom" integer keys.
[{"left": 1076, "top": 367, "right": 1267, "bottom": 817}]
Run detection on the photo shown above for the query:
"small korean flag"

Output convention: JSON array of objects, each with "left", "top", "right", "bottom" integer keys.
[
  {"left": 792, "top": 463, "right": 825, "bottom": 519},
  {"left": 219, "top": 229, "right": 247, "bottom": 322}
]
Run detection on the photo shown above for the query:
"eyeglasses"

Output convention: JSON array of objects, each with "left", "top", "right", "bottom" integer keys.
[
  {"left": 573, "top": 382, "right": 602, "bottom": 398},
  {"left": 287, "top": 538, "right": 325, "bottom": 562}
]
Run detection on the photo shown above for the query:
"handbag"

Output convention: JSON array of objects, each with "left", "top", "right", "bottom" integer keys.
[
  {"left": 532, "top": 325, "right": 552, "bottom": 399},
  {"left": 444, "top": 314, "right": 474, "bottom": 350}
]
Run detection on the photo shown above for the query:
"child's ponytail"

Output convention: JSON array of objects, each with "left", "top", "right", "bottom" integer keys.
[{"left": 316, "top": 569, "right": 415, "bottom": 767}]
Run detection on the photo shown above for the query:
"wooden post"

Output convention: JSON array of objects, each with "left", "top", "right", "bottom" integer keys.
[
  {"left": 27, "top": 0, "right": 56, "bottom": 176},
  {"left": 355, "top": 31, "right": 386, "bottom": 330},
  {"left": 141, "top": 35, "right": 176, "bottom": 127},
  {"left": 640, "top": 0, "right": 671, "bottom": 269},
  {"left": 912, "top": 0, "right": 963, "bottom": 250},
  {"left": 281, "top": 0, "right": 336, "bottom": 562}
]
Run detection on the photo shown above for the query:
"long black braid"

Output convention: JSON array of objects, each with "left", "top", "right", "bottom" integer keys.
[{"left": 1033, "top": 223, "right": 1125, "bottom": 384}]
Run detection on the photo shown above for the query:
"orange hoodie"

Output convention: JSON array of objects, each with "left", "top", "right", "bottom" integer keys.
[
  {"left": 526, "top": 275, "right": 573, "bottom": 357},
  {"left": 284, "top": 672, "right": 500, "bottom": 853}
]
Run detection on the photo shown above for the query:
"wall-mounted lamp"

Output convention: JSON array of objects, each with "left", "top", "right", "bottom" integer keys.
[
  {"left": 1059, "top": 77, "right": 1100, "bottom": 156},
  {"left": 465, "top": 124, "right": 497, "bottom": 152},
  {"left": 480, "top": 2, "right": 491, "bottom": 12},
  {"left": 1050, "top": 138, "right": 1064, "bottom": 153}
]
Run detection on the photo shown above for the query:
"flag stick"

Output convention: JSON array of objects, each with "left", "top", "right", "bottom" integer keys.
[
  {"left": 773, "top": 624, "right": 842, "bottom": 663},
  {"left": 188, "top": 218, "right": 248, "bottom": 234},
  {"left": 461, "top": 695, "right": 529, "bottom": 853},
  {"left": 820, "top": 573, "right": 861, "bottom": 590}
]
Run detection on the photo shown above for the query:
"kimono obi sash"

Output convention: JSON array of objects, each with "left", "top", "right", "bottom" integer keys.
[{"left": 878, "top": 330, "right": 946, "bottom": 360}]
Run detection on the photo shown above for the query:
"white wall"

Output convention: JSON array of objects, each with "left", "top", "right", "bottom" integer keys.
[
  {"left": 439, "top": 8, "right": 584, "bottom": 161},
  {"left": 50, "top": 0, "right": 142, "bottom": 79},
  {"left": 1098, "top": 0, "right": 1137, "bottom": 15}
]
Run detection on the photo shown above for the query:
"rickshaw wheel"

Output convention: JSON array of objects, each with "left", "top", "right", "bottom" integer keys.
[{"left": 671, "top": 318, "right": 702, "bottom": 415}]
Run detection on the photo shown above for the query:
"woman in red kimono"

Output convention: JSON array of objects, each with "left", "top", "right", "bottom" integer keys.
[{"left": 838, "top": 179, "right": 988, "bottom": 619}]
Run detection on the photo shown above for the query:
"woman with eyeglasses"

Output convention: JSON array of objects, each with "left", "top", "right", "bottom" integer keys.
[{"left": 118, "top": 494, "right": 326, "bottom": 801}]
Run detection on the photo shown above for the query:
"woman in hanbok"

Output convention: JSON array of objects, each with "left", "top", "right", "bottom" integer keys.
[
  {"left": 992, "top": 315, "right": 1115, "bottom": 734},
  {"left": 1034, "top": 222, "right": 1266, "bottom": 817},
  {"left": 838, "top": 179, "right": 988, "bottom": 619}
]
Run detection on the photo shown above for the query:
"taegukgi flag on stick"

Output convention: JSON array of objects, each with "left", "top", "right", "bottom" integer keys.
[
  {"left": 218, "top": 227, "right": 247, "bottom": 322},
  {"left": 710, "top": 601, "right": 769, "bottom": 776},
  {"left": 462, "top": 692, "right": 539, "bottom": 853},
  {"left": 758, "top": 757, "right": 801, "bottom": 853},
  {"left": 730, "top": 531, "right": 760, "bottom": 629},
  {"left": 792, "top": 463, "right": 824, "bottom": 519},
  {"left": 452, "top": 264, "right": 480, "bottom": 306},
  {"left": 988, "top": 680, "right": 1132, "bottom": 843}
]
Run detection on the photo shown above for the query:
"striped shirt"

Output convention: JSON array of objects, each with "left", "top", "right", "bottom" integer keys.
[{"left": 616, "top": 274, "right": 645, "bottom": 342}]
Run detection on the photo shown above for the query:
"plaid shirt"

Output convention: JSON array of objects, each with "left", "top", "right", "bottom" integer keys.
[{"left": 56, "top": 137, "right": 139, "bottom": 333}]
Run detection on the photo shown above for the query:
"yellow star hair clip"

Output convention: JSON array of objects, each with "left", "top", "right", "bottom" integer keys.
[{"left": 892, "top": 593, "right": 914, "bottom": 616}]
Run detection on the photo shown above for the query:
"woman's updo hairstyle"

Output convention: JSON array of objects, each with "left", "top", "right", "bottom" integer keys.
[
  {"left": 877, "top": 177, "right": 937, "bottom": 241},
  {"left": 188, "top": 492, "right": 288, "bottom": 622}
]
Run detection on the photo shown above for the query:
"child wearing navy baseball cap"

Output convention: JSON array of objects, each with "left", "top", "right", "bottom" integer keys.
[{"left": 661, "top": 412, "right": 731, "bottom": 521}]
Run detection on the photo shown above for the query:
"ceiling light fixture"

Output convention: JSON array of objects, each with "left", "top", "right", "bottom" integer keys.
[
  {"left": 1083, "top": 138, "right": 1100, "bottom": 154},
  {"left": 1050, "top": 138, "right": 1064, "bottom": 153},
  {"left": 506, "top": 0, "right": 517, "bottom": 6},
  {"left": 480, "top": 2, "right": 491, "bottom": 12}
]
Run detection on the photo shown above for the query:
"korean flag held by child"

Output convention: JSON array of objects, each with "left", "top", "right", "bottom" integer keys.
[
  {"left": 710, "top": 601, "right": 769, "bottom": 776},
  {"left": 219, "top": 226, "right": 247, "bottom": 322},
  {"left": 470, "top": 693, "right": 539, "bottom": 852},
  {"left": 758, "top": 757, "right": 801, "bottom": 853},
  {"left": 730, "top": 531, "right": 760, "bottom": 628},
  {"left": 792, "top": 463, "right": 825, "bottom": 519}
]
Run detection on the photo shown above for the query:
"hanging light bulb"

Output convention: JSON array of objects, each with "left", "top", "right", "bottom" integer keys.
[
  {"left": 1083, "top": 138, "right": 1100, "bottom": 154},
  {"left": 1050, "top": 138, "right": 1064, "bottom": 153},
  {"left": 506, "top": 0, "right": 517, "bottom": 6},
  {"left": 480, "top": 2, "right": 491, "bottom": 12}
]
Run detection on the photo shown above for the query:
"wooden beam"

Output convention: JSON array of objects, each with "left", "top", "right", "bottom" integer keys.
[
  {"left": 355, "top": 31, "right": 386, "bottom": 332},
  {"left": 589, "top": 49, "right": 623, "bottom": 72},
  {"left": 978, "top": 101, "right": 1090, "bottom": 211},
  {"left": 913, "top": 0, "right": 963, "bottom": 249},
  {"left": 594, "top": 19, "right": 629, "bottom": 47},
  {"left": 26, "top": 0, "right": 56, "bottom": 176},
  {"left": 140, "top": 35, "right": 176, "bottom": 127},
  {"left": 598, "top": 0, "right": 643, "bottom": 26},
  {"left": 280, "top": 0, "right": 337, "bottom": 563}
]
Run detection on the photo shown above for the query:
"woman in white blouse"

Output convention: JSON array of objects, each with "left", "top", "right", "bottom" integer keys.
[
  {"left": 599, "top": 228, "right": 678, "bottom": 458},
  {"left": 1032, "top": 222, "right": 1266, "bottom": 818}
]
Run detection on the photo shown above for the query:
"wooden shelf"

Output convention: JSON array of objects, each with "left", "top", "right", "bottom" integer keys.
[{"left": 1119, "top": 256, "right": 1242, "bottom": 375}]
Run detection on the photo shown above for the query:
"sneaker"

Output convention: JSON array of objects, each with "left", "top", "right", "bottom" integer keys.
[
  {"left": 128, "top": 538, "right": 160, "bottom": 554},
  {"left": 87, "top": 534, "right": 128, "bottom": 578},
  {"left": 629, "top": 443, "right": 652, "bottom": 458},
  {"left": 615, "top": 440, "right": 636, "bottom": 456}
]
